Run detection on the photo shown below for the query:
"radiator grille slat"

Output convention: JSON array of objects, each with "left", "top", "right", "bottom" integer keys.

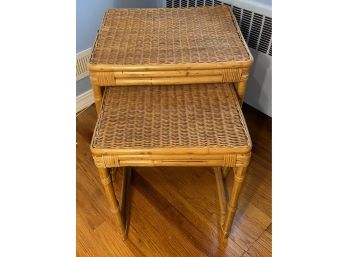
[
  {"left": 197, "top": 0, "right": 204, "bottom": 7},
  {"left": 169, "top": 0, "right": 224, "bottom": 7},
  {"left": 248, "top": 13, "right": 263, "bottom": 49},
  {"left": 240, "top": 9, "right": 252, "bottom": 42},
  {"left": 232, "top": 6, "right": 242, "bottom": 24},
  {"left": 76, "top": 49, "right": 91, "bottom": 81},
  {"left": 188, "top": 0, "right": 196, "bottom": 7},
  {"left": 257, "top": 16, "right": 272, "bottom": 54}
]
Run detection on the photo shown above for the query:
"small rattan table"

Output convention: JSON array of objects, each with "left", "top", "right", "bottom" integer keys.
[
  {"left": 90, "top": 83, "right": 252, "bottom": 239},
  {"left": 88, "top": 6, "right": 253, "bottom": 113}
]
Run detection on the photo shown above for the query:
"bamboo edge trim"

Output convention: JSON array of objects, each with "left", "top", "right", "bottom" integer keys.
[
  {"left": 226, "top": 6, "right": 254, "bottom": 63},
  {"left": 89, "top": 68, "right": 248, "bottom": 85},
  {"left": 92, "top": 153, "right": 251, "bottom": 168},
  {"left": 228, "top": 84, "right": 253, "bottom": 147},
  {"left": 88, "top": 61, "right": 253, "bottom": 72}
]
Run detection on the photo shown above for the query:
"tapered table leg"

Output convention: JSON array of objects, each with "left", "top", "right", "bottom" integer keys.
[
  {"left": 118, "top": 168, "right": 127, "bottom": 215},
  {"left": 222, "top": 167, "right": 230, "bottom": 179},
  {"left": 214, "top": 167, "right": 227, "bottom": 225},
  {"left": 91, "top": 80, "right": 103, "bottom": 114},
  {"left": 98, "top": 167, "right": 126, "bottom": 239},
  {"left": 222, "top": 167, "right": 247, "bottom": 238},
  {"left": 234, "top": 81, "right": 247, "bottom": 105}
]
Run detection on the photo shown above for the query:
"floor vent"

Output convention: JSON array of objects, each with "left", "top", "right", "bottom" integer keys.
[
  {"left": 76, "top": 48, "right": 91, "bottom": 81},
  {"left": 165, "top": 0, "right": 272, "bottom": 56}
]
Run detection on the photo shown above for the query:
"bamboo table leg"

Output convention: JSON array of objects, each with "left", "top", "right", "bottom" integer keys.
[
  {"left": 222, "top": 167, "right": 247, "bottom": 238},
  {"left": 222, "top": 167, "right": 230, "bottom": 179},
  {"left": 123, "top": 167, "right": 132, "bottom": 235},
  {"left": 110, "top": 167, "right": 133, "bottom": 239},
  {"left": 118, "top": 168, "right": 127, "bottom": 215},
  {"left": 91, "top": 80, "right": 103, "bottom": 115},
  {"left": 98, "top": 167, "right": 126, "bottom": 239},
  {"left": 214, "top": 168, "right": 227, "bottom": 225},
  {"left": 234, "top": 81, "right": 248, "bottom": 105},
  {"left": 118, "top": 167, "right": 132, "bottom": 232}
]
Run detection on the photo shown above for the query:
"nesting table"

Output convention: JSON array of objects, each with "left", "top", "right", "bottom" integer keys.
[
  {"left": 89, "top": 6, "right": 253, "bottom": 113},
  {"left": 88, "top": 5, "right": 253, "bottom": 239}
]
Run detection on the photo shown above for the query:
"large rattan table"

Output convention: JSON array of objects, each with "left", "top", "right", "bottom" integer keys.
[
  {"left": 88, "top": 5, "right": 253, "bottom": 113},
  {"left": 90, "top": 83, "right": 252, "bottom": 239}
]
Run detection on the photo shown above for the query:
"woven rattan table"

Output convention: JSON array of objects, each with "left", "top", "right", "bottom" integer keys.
[
  {"left": 88, "top": 6, "right": 253, "bottom": 113},
  {"left": 90, "top": 83, "right": 252, "bottom": 239}
]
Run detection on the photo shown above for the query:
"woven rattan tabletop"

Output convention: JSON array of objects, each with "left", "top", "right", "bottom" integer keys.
[
  {"left": 89, "top": 6, "right": 252, "bottom": 71},
  {"left": 91, "top": 83, "right": 251, "bottom": 155}
]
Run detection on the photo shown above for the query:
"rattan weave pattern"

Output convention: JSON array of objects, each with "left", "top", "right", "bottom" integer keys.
[
  {"left": 91, "top": 83, "right": 251, "bottom": 151},
  {"left": 90, "top": 6, "right": 251, "bottom": 65}
]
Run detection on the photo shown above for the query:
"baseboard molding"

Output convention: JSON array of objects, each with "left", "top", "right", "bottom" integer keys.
[{"left": 76, "top": 89, "right": 94, "bottom": 113}]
